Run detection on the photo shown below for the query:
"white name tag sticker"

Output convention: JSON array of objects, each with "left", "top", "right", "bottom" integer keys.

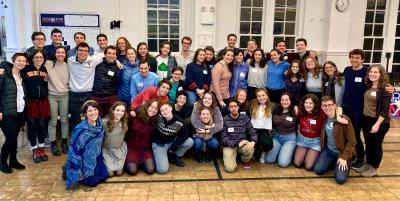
[
  {"left": 355, "top": 77, "right": 362, "bottom": 82},
  {"left": 107, "top": 71, "right": 115, "bottom": 76},
  {"left": 251, "top": 68, "right": 258, "bottom": 72},
  {"left": 370, "top": 91, "right": 377, "bottom": 96},
  {"left": 203, "top": 70, "right": 208, "bottom": 75},
  {"left": 228, "top": 127, "right": 235, "bottom": 133},
  {"left": 310, "top": 119, "right": 317, "bottom": 125},
  {"left": 240, "top": 111, "right": 247, "bottom": 115},
  {"left": 325, "top": 82, "right": 329, "bottom": 87},
  {"left": 330, "top": 122, "right": 334, "bottom": 128},
  {"left": 137, "top": 82, "right": 144, "bottom": 87},
  {"left": 240, "top": 72, "right": 246, "bottom": 78},
  {"left": 286, "top": 116, "right": 293, "bottom": 122},
  {"left": 178, "top": 86, "right": 183, "bottom": 91},
  {"left": 300, "top": 78, "right": 305, "bottom": 82}
]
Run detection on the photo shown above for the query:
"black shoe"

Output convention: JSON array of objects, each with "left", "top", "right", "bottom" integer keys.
[
  {"left": 194, "top": 154, "right": 203, "bottom": 163},
  {"left": 168, "top": 152, "right": 185, "bottom": 167},
  {"left": 61, "top": 139, "right": 69, "bottom": 154},
  {"left": 351, "top": 159, "right": 366, "bottom": 170},
  {"left": 174, "top": 157, "right": 185, "bottom": 167},
  {"left": 51, "top": 144, "right": 61, "bottom": 156},
  {"left": 62, "top": 164, "right": 66, "bottom": 181},
  {"left": 9, "top": 154, "right": 26, "bottom": 170},
  {"left": 0, "top": 163, "right": 13, "bottom": 174}
]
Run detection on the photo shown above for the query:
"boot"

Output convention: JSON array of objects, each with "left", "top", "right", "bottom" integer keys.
[
  {"left": 204, "top": 150, "right": 212, "bottom": 163},
  {"left": 0, "top": 153, "right": 12, "bottom": 174},
  {"left": 51, "top": 141, "right": 61, "bottom": 156},
  {"left": 9, "top": 153, "right": 26, "bottom": 170},
  {"left": 33, "top": 148, "right": 42, "bottom": 163},
  {"left": 39, "top": 147, "right": 48, "bottom": 161},
  {"left": 193, "top": 150, "right": 203, "bottom": 163},
  {"left": 61, "top": 139, "right": 69, "bottom": 154},
  {"left": 168, "top": 151, "right": 185, "bottom": 167}
]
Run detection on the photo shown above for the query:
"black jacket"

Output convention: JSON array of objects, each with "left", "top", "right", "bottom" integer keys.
[
  {"left": 92, "top": 58, "right": 120, "bottom": 97},
  {"left": 375, "top": 88, "right": 392, "bottom": 124},
  {"left": 0, "top": 62, "right": 26, "bottom": 117},
  {"left": 20, "top": 64, "right": 48, "bottom": 99}
]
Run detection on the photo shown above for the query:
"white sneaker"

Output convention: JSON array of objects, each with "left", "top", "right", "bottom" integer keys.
[{"left": 259, "top": 152, "right": 266, "bottom": 163}]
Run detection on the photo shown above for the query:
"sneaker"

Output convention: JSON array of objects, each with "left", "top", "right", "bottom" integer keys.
[
  {"left": 51, "top": 144, "right": 61, "bottom": 156},
  {"left": 243, "top": 161, "right": 252, "bottom": 169},
  {"left": 0, "top": 163, "right": 13, "bottom": 174},
  {"left": 33, "top": 149, "right": 42, "bottom": 163},
  {"left": 44, "top": 138, "right": 51, "bottom": 148},
  {"left": 174, "top": 157, "right": 186, "bottom": 167},
  {"left": 351, "top": 159, "right": 365, "bottom": 171},
  {"left": 39, "top": 147, "right": 48, "bottom": 161},
  {"left": 360, "top": 164, "right": 377, "bottom": 177},
  {"left": 259, "top": 152, "right": 266, "bottom": 164}
]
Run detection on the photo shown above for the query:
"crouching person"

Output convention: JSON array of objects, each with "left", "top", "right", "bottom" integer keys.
[
  {"left": 222, "top": 99, "right": 257, "bottom": 172},
  {"left": 313, "top": 96, "right": 356, "bottom": 184}
]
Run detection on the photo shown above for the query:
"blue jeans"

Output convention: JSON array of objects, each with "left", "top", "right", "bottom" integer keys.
[
  {"left": 192, "top": 137, "right": 220, "bottom": 156},
  {"left": 152, "top": 138, "right": 193, "bottom": 174},
  {"left": 314, "top": 148, "right": 350, "bottom": 184},
  {"left": 187, "top": 91, "right": 199, "bottom": 105},
  {"left": 265, "top": 133, "right": 297, "bottom": 167}
]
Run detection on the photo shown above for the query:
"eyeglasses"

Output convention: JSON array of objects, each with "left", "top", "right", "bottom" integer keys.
[
  {"left": 35, "top": 38, "right": 45, "bottom": 41},
  {"left": 321, "top": 104, "right": 334, "bottom": 108},
  {"left": 33, "top": 56, "right": 44, "bottom": 59}
]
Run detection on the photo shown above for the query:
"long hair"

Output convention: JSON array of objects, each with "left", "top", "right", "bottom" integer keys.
[
  {"left": 196, "top": 92, "right": 218, "bottom": 111},
  {"left": 105, "top": 101, "right": 128, "bottom": 133},
  {"left": 365, "top": 64, "right": 389, "bottom": 90},
  {"left": 137, "top": 42, "right": 151, "bottom": 59},
  {"left": 234, "top": 89, "right": 248, "bottom": 110},
  {"left": 298, "top": 93, "right": 320, "bottom": 118},
  {"left": 286, "top": 59, "right": 305, "bottom": 80},
  {"left": 137, "top": 99, "right": 160, "bottom": 126},
  {"left": 249, "top": 48, "right": 266, "bottom": 68},
  {"left": 29, "top": 49, "right": 46, "bottom": 66},
  {"left": 303, "top": 56, "right": 321, "bottom": 80},
  {"left": 274, "top": 92, "right": 296, "bottom": 116},
  {"left": 199, "top": 106, "right": 214, "bottom": 126},
  {"left": 81, "top": 100, "right": 99, "bottom": 119},
  {"left": 321, "top": 61, "right": 344, "bottom": 93},
  {"left": 249, "top": 88, "right": 273, "bottom": 119},
  {"left": 217, "top": 49, "right": 234, "bottom": 72},
  {"left": 51, "top": 46, "right": 68, "bottom": 67},
  {"left": 116, "top": 37, "right": 132, "bottom": 55}
]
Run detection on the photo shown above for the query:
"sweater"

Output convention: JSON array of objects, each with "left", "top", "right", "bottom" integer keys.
[
  {"left": 285, "top": 77, "right": 306, "bottom": 105},
  {"left": 210, "top": 61, "right": 232, "bottom": 101},
  {"left": 152, "top": 114, "right": 189, "bottom": 152},
  {"left": 247, "top": 63, "right": 267, "bottom": 88},
  {"left": 229, "top": 61, "right": 249, "bottom": 96},
  {"left": 20, "top": 64, "right": 49, "bottom": 99},
  {"left": 168, "top": 80, "right": 186, "bottom": 104},
  {"left": 130, "top": 72, "right": 159, "bottom": 101},
  {"left": 92, "top": 59, "right": 120, "bottom": 97},
  {"left": 322, "top": 76, "right": 345, "bottom": 107},
  {"left": 45, "top": 60, "right": 69, "bottom": 96},
  {"left": 272, "top": 111, "right": 298, "bottom": 134},
  {"left": 131, "top": 87, "right": 169, "bottom": 110},
  {"left": 175, "top": 51, "right": 194, "bottom": 80},
  {"left": 299, "top": 110, "right": 325, "bottom": 138},
  {"left": 221, "top": 113, "right": 257, "bottom": 148},
  {"left": 191, "top": 103, "right": 223, "bottom": 135},
  {"left": 155, "top": 54, "right": 177, "bottom": 80},
  {"left": 185, "top": 62, "right": 211, "bottom": 92},
  {"left": 266, "top": 60, "right": 290, "bottom": 89},
  {"left": 117, "top": 59, "right": 139, "bottom": 101},
  {"left": 0, "top": 63, "right": 26, "bottom": 117},
  {"left": 320, "top": 115, "right": 356, "bottom": 160},
  {"left": 342, "top": 65, "right": 368, "bottom": 114}
]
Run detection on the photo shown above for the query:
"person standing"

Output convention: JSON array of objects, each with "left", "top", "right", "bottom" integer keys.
[{"left": 175, "top": 36, "right": 194, "bottom": 80}]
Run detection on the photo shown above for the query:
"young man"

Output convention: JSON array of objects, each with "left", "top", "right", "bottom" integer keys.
[
  {"left": 221, "top": 99, "right": 257, "bottom": 172},
  {"left": 243, "top": 39, "right": 257, "bottom": 62},
  {"left": 291, "top": 38, "right": 311, "bottom": 63},
  {"left": 314, "top": 96, "right": 356, "bottom": 184},
  {"left": 130, "top": 79, "right": 170, "bottom": 110},
  {"left": 67, "top": 32, "right": 95, "bottom": 57},
  {"left": 44, "top": 28, "right": 70, "bottom": 58},
  {"left": 25, "top": 32, "right": 48, "bottom": 58},
  {"left": 217, "top": 33, "right": 240, "bottom": 58},
  {"left": 130, "top": 59, "right": 159, "bottom": 101},
  {"left": 94, "top": 34, "right": 108, "bottom": 57},
  {"left": 91, "top": 45, "right": 120, "bottom": 118},
  {"left": 175, "top": 36, "right": 194, "bottom": 80}
]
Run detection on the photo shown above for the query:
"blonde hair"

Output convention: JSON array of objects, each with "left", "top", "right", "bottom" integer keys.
[{"left": 249, "top": 88, "right": 273, "bottom": 119}]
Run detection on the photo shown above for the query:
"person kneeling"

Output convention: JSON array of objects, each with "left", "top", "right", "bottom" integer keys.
[
  {"left": 221, "top": 99, "right": 257, "bottom": 172},
  {"left": 313, "top": 96, "right": 356, "bottom": 184}
]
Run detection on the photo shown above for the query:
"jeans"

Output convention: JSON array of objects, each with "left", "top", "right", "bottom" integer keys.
[
  {"left": 265, "top": 133, "right": 297, "bottom": 167},
  {"left": 296, "top": 134, "right": 321, "bottom": 151},
  {"left": 192, "top": 137, "right": 220, "bottom": 156},
  {"left": 48, "top": 94, "right": 69, "bottom": 142},
  {"left": 152, "top": 138, "right": 193, "bottom": 174},
  {"left": 69, "top": 91, "right": 92, "bottom": 130},
  {"left": 314, "top": 148, "right": 350, "bottom": 184},
  {"left": 187, "top": 91, "right": 199, "bottom": 105}
]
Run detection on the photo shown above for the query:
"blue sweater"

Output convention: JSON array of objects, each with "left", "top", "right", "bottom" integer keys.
[
  {"left": 130, "top": 72, "right": 159, "bottom": 101},
  {"left": 185, "top": 62, "right": 211, "bottom": 92},
  {"left": 229, "top": 61, "right": 249, "bottom": 96},
  {"left": 342, "top": 65, "right": 368, "bottom": 114},
  {"left": 266, "top": 60, "right": 290, "bottom": 89},
  {"left": 117, "top": 59, "right": 139, "bottom": 101}
]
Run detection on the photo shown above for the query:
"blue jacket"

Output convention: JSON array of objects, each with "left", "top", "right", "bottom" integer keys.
[
  {"left": 130, "top": 72, "right": 159, "bottom": 101},
  {"left": 118, "top": 59, "right": 139, "bottom": 101},
  {"left": 229, "top": 61, "right": 249, "bottom": 96},
  {"left": 68, "top": 47, "right": 95, "bottom": 57},
  {"left": 185, "top": 62, "right": 211, "bottom": 92},
  {"left": 44, "top": 44, "right": 70, "bottom": 59},
  {"left": 266, "top": 60, "right": 290, "bottom": 89}
]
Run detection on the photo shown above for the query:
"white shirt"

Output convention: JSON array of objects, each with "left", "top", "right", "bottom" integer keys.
[
  {"left": 251, "top": 105, "right": 272, "bottom": 129},
  {"left": 156, "top": 56, "right": 170, "bottom": 80},
  {"left": 175, "top": 51, "right": 194, "bottom": 80},
  {"left": 68, "top": 54, "right": 103, "bottom": 92},
  {"left": 13, "top": 74, "right": 25, "bottom": 113}
]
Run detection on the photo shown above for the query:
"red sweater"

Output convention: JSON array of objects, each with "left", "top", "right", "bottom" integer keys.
[
  {"left": 299, "top": 110, "right": 325, "bottom": 138},
  {"left": 131, "top": 87, "right": 169, "bottom": 110}
]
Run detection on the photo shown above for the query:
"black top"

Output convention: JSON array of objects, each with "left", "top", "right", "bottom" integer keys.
[
  {"left": 0, "top": 62, "right": 26, "bottom": 116},
  {"left": 20, "top": 64, "right": 48, "bottom": 99},
  {"left": 92, "top": 58, "right": 120, "bottom": 97}
]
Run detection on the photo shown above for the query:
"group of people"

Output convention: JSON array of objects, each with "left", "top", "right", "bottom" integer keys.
[{"left": 0, "top": 29, "right": 395, "bottom": 190}]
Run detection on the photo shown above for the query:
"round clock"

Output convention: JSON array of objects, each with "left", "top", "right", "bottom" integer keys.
[{"left": 336, "top": 0, "right": 350, "bottom": 12}]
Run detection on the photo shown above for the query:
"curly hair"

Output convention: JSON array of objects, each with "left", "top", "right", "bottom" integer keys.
[
  {"left": 137, "top": 99, "right": 160, "bottom": 126},
  {"left": 365, "top": 64, "right": 389, "bottom": 90},
  {"left": 105, "top": 101, "right": 128, "bottom": 133}
]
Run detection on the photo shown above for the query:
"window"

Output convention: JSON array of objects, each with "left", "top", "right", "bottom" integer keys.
[
  {"left": 363, "top": 0, "right": 387, "bottom": 64},
  {"left": 147, "top": 0, "right": 180, "bottom": 52},
  {"left": 239, "top": 0, "right": 264, "bottom": 48},
  {"left": 273, "top": 0, "right": 297, "bottom": 50},
  {"left": 392, "top": 2, "right": 400, "bottom": 73}
]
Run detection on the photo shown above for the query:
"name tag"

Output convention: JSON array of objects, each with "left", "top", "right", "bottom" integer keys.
[
  {"left": 330, "top": 122, "right": 334, "bottom": 128},
  {"left": 240, "top": 72, "right": 246, "bottom": 78},
  {"left": 178, "top": 86, "right": 183, "bottom": 91},
  {"left": 370, "top": 91, "right": 376, "bottom": 97},
  {"left": 283, "top": 55, "right": 288, "bottom": 60},
  {"left": 286, "top": 116, "right": 293, "bottom": 122},
  {"left": 325, "top": 82, "right": 329, "bottom": 87},
  {"left": 240, "top": 111, "right": 246, "bottom": 115},
  {"left": 355, "top": 77, "right": 362, "bottom": 82},
  {"left": 300, "top": 78, "right": 305, "bottom": 82},
  {"left": 251, "top": 68, "right": 258, "bottom": 72},
  {"left": 107, "top": 71, "right": 114, "bottom": 76},
  {"left": 228, "top": 127, "right": 234, "bottom": 133},
  {"left": 310, "top": 119, "right": 317, "bottom": 125},
  {"left": 137, "top": 82, "right": 144, "bottom": 87},
  {"left": 203, "top": 70, "right": 208, "bottom": 75}
]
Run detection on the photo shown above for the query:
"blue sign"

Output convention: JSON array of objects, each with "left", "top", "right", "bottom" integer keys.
[{"left": 41, "top": 14, "right": 65, "bottom": 26}]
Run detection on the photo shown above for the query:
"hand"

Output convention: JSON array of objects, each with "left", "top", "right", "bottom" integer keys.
[
  {"left": 337, "top": 158, "right": 348, "bottom": 171},
  {"left": 246, "top": 141, "right": 255, "bottom": 149},
  {"left": 204, "top": 125, "right": 212, "bottom": 129},
  {"left": 196, "top": 128, "right": 206, "bottom": 133},
  {"left": 385, "top": 84, "right": 395, "bottom": 93},
  {"left": 238, "top": 140, "right": 249, "bottom": 147},
  {"left": 336, "top": 116, "right": 348, "bottom": 125},
  {"left": 219, "top": 101, "right": 226, "bottom": 107},
  {"left": 0, "top": 112, "right": 2, "bottom": 121},
  {"left": 117, "top": 63, "right": 124, "bottom": 69},
  {"left": 371, "top": 123, "right": 379, "bottom": 133},
  {"left": 130, "top": 111, "right": 136, "bottom": 117}
]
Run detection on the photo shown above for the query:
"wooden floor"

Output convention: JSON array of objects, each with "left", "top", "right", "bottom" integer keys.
[{"left": 0, "top": 118, "right": 400, "bottom": 201}]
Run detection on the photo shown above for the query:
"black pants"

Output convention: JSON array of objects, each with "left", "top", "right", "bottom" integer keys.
[
  {"left": 266, "top": 88, "right": 286, "bottom": 104},
  {"left": 361, "top": 115, "right": 390, "bottom": 168},
  {"left": 344, "top": 109, "right": 364, "bottom": 160},
  {"left": 69, "top": 91, "right": 92, "bottom": 130},
  {"left": 0, "top": 113, "right": 24, "bottom": 164},
  {"left": 254, "top": 129, "right": 273, "bottom": 158},
  {"left": 247, "top": 87, "right": 257, "bottom": 100},
  {"left": 27, "top": 117, "right": 46, "bottom": 147}
]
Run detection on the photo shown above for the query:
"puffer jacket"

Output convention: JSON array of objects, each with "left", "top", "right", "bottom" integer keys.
[
  {"left": 0, "top": 62, "right": 26, "bottom": 117},
  {"left": 92, "top": 58, "right": 120, "bottom": 97}
]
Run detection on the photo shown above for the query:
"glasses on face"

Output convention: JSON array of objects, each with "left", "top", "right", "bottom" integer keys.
[
  {"left": 35, "top": 38, "right": 45, "bottom": 41},
  {"left": 321, "top": 104, "right": 334, "bottom": 108}
]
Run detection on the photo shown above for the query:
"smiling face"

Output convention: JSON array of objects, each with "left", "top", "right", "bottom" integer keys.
[
  {"left": 85, "top": 105, "right": 99, "bottom": 123},
  {"left": 270, "top": 50, "right": 281, "bottom": 63},
  {"left": 33, "top": 34, "right": 46, "bottom": 48},
  {"left": 161, "top": 44, "right": 171, "bottom": 56},
  {"left": 147, "top": 101, "right": 159, "bottom": 117},
  {"left": 228, "top": 101, "right": 239, "bottom": 116},
  {"left": 13, "top": 56, "right": 27, "bottom": 71},
  {"left": 305, "top": 58, "right": 316, "bottom": 71},
  {"left": 158, "top": 83, "right": 170, "bottom": 96},
  {"left": 55, "top": 48, "right": 67, "bottom": 62},
  {"left": 276, "top": 41, "right": 286, "bottom": 53},
  {"left": 197, "top": 50, "right": 206, "bottom": 63},
  {"left": 296, "top": 41, "right": 306, "bottom": 53},
  {"left": 321, "top": 100, "right": 335, "bottom": 117},
  {"left": 117, "top": 39, "right": 126, "bottom": 52},
  {"left": 74, "top": 34, "right": 85, "bottom": 45},
  {"left": 280, "top": 94, "right": 291, "bottom": 110},
  {"left": 291, "top": 62, "right": 300, "bottom": 74},
  {"left": 182, "top": 38, "right": 191, "bottom": 52},
  {"left": 223, "top": 51, "right": 234, "bottom": 64},
  {"left": 227, "top": 36, "right": 237, "bottom": 48},
  {"left": 172, "top": 70, "right": 183, "bottom": 82},
  {"left": 51, "top": 32, "right": 62, "bottom": 45},
  {"left": 235, "top": 51, "right": 244, "bottom": 63},
  {"left": 202, "top": 93, "right": 213, "bottom": 107},
  {"left": 113, "top": 105, "right": 126, "bottom": 122},
  {"left": 304, "top": 98, "right": 315, "bottom": 113},
  {"left": 176, "top": 94, "right": 187, "bottom": 106},
  {"left": 138, "top": 44, "right": 148, "bottom": 57},
  {"left": 256, "top": 90, "right": 268, "bottom": 104},
  {"left": 97, "top": 36, "right": 108, "bottom": 49},
  {"left": 160, "top": 104, "right": 173, "bottom": 119},
  {"left": 200, "top": 109, "right": 212, "bottom": 124},
  {"left": 32, "top": 52, "right": 45, "bottom": 67},
  {"left": 350, "top": 54, "right": 364, "bottom": 68},
  {"left": 324, "top": 63, "right": 336, "bottom": 77},
  {"left": 205, "top": 50, "right": 214, "bottom": 61},
  {"left": 368, "top": 66, "right": 381, "bottom": 83},
  {"left": 253, "top": 50, "right": 262, "bottom": 63},
  {"left": 77, "top": 47, "right": 89, "bottom": 61},
  {"left": 139, "top": 62, "right": 150, "bottom": 77},
  {"left": 247, "top": 41, "right": 257, "bottom": 52},
  {"left": 237, "top": 91, "right": 247, "bottom": 104},
  {"left": 126, "top": 49, "right": 137, "bottom": 63},
  {"left": 105, "top": 48, "right": 117, "bottom": 63}
]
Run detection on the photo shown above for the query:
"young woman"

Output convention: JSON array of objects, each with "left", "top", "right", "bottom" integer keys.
[
  {"left": 116, "top": 37, "right": 132, "bottom": 62},
  {"left": 21, "top": 50, "right": 50, "bottom": 163},
  {"left": 204, "top": 46, "right": 217, "bottom": 70},
  {"left": 293, "top": 94, "right": 325, "bottom": 170},
  {"left": 234, "top": 89, "right": 249, "bottom": 115},
  {"left": 45, "top": 46, "right": 69, "bottom": 156},
  {"left": 314, "top": 96, "right": 356, "bottom": 184},
  {"left": 192, "top": 107, "right": 220, "bottom": 163},
  {"left": 185, "top": 48, "right": 211, "bottom": 104},
  {"left": 137, "top": 42, "right": 157, "bottom": 73},
  {"left": 172, "top": 90, "right": 193, "bottom": 121},
  {"left": 102, "top": 102, "right": 128, "bottom": 177},
  {"left": 357, "top": 64, "right": 391, "bottom": 177},
  {"left": 169, "top": 66, "right": 186, "bottom": 104},
  {"left": 265, "top": 92, "right": 298, "bottom": 167},
  {"left": 152, "top": 102, "right": 193, "bottom": 174},
  {"left": 125, "top": 100, "right": 159, "bottom": 175},
  {"left": 65, "top": 100, "right": 108, "bottom": 189},
  {"left": 322, "top": 61, "right": 345, "bottom": 106},
  {"left": 118, "top": 47, "right": 139, "bottom": 109},
  {"left": 266, "top": 49, "right": 290, "bottom": 103},
  {"left": 247, "top": 48, "right": 267, "bottom": 100},
  {"left": 249, "top": 89, "right": 274, "bottom": 163},
  {"left": 155, "top": 41, "right": 177, "bottom": 80},
  {"left": 304, "top": 57, "right": 323, "bottom": 98},
  {"left": 229, "top": 50, "right": 249, "bottom": 97},
  {"left": 0, "top": 53, "right": 28, "bottom": 174},
  {"left": 285, "top": 60, "right": 306, "bottom": 105},
  {"left": 210, "top": 49, "right": 233, "bottom": 107}
]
